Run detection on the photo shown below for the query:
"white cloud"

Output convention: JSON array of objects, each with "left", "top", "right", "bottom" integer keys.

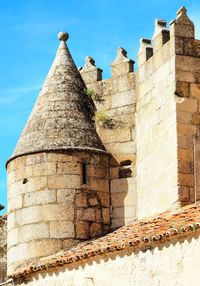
[{"left": 0, "top": 84, "right": 40, "bottom": 105}]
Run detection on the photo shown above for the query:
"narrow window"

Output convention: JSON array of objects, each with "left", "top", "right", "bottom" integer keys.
[{"left": 82, "top": 163, "right": 90, "bottom": 185}]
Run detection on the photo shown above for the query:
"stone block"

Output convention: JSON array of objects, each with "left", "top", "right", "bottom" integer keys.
[
  {"left": 7, "top": 171, "right": 16, "bottom": 186},
  {"left": 7, "top": 228, "right": 18, "bottom": 248},
  {"left": 110, "top": 167, "right": 119, "bottom": 179},
  {"left": 111, "top": 217, "right": 134, "bottom": 228},
  {"left": 48, "top": 175, "right": 81, "bottom": 189},
  {"left": 177, "top": 111, "right": 193, "bottom": 124},
  {"left": 75, "top": 192, "right": 88, "bottom": 208},
  {"left": 112, "top": 90, "right": 135, "bottom": 108},
  {"left": 178, "top": 173, "right": 194, "bottom": 187},
  {"left": 43, "top": 204, "right": 74, "bottom": 221},
  {"left": 76, "top": 221, "right": 90, "bottom": 239},
  {"left": 90, "top": 178, "right": 109, "bottom": 193},
  {"left": 15, "top": 165, "right": 33, "bottom": 181},
  {"left": 98, "top": 128, "right": 131, "bottom": 144},
  {"left": 7, "top": 212, "right": 16, "bottom": 231},
  {"left": 23, "top": 176, "right": 48, "bottom": 193},
  {"left": 7, "top": 243, "right": 29, "bottom": 265},
  {"left": 110, "top": 154, "right": 136, "bottom": 167},
  {"left": 23, "top": 189, "right": 56, "bottom": 207},
  {"left": 111, "top": 218, "right": 124, "bottom": 228},
  {"left": 26, "top": 153, "right": 47, "bottom": 165},
  {"left": 112, "top": 206, "right": 136, "bottom": 219},
  {"left": 57, "top": 189, "right": 75, "bottom": 204},
  {"left": 175, "top": 81, "right": 190, "bottom": 97},
  {"left": 178, "top": 186, "right": 190, "bottom": 202},
  {"left": 176, "top": 98, "right": 198, "bottom": 112},
  {"left": 56, "top": 162, "right": 81, "bottom": 175},
  {"left": 176, "top": 70, "right": 196, "bottom": 83},
  {"left": 32, "top": 163, "right": 56, "bottom": 176},
  {"left": 106, "top": 141, "right": 136, "bottom": 156},
  {"left": 20, "top": 206, "right": 43, "bottom": 225},
  {"left": 8, "top": 195, "right": 22, "bottom": 212},
  {"left": 47, "top": 153, "right": 72, "bottom": 162},
  {"left": 27, "top": 239, "right": 63, "bottom": 260},
  {"left": 190, "top": 83, "right": 200, "bottom": 100},
  {"left": 98, "top": 192, "right": 110, "bottom": 207},
  {"left": 76, "top": 208, "right": 95, "bottom": 221},
  {"left": 87, "top": 196, "right": 98, "bottom": 207},
  {"left": 111, "top": 72, "right": 135, "bottom": 91},
  {"left": 111, "top": 178, "right": 136, "bottom": 193},
  {"left": 90, "top": 222, "right": 102, "bottom": 238},
  {"left": 178, "top": 160, "right": 193, "bottom": 174},
  {"left": 90, "top": 164, "right": 109, "bottom": 179},
  {"left": 178, "top": 148, "right": 193, "bottom": 162},
  {"left": 50, "top": 221, "right": 74, "bottom": 238},
  {"left": 177, "top": 123, "right": 196, "bottom": 137},
  {"left": 112, "top": 190, "right": 137, "bottom": 208},
  {"left": 19, "top": 223, "right": 49, "bottom": 242},
  {"left": 103, "top": 208, "right": 110, "bottom": 225}
]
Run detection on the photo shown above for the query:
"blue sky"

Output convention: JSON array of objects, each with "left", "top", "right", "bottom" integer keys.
[{"left": 0, "top": 0, "right": 199, "bottom": 213}]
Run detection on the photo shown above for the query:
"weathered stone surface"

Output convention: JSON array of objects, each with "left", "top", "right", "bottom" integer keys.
[
  {"left": 76, "top": 221, "right": 90, "bottom": 239},
  {"left": 48, "top": 175, "right": 81, "bottom": 189},
  {"left": 0, "top": 216, "right": 7, "bottom": 283},
  {"left": 90, "top": 222, "right": 102, "bottom": 238},
  {"left": 43, "top": 204, "right": 74, "bottom": 221},
  {"left": 19, "top": 223, "right": 49, "bottom": 243},
  {"left": 23, "top": 189, "right": 56, "bottom": 207},
  {"left": 76, "top": 208, "right": 95, "bottom": 221},
  {"left": 20, "top": 206, "right": 43, "bottom": 225},
  {"left": 50, "top": 221, "right": 74, "bottom": 238},
  {"left": 8, "top": 36, "right": 105, "bottom": 163}
]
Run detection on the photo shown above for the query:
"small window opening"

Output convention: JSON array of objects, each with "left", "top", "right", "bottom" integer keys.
[
  {"left": 119, "top": 168, "right": 132, "bottom": 179},
  {"left": 82, "top": 163, "right": 90, "bottom": 185},
  {"left": 120, "top": 160, "right": 132, "bottom": 167},
  {"left": 22, "top": 178, "right": 28, "bottom": 184}
]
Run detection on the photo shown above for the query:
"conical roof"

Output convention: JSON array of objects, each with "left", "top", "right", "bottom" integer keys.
[{"left": 8, "top": 32, "right": 105, "bottom": 163}]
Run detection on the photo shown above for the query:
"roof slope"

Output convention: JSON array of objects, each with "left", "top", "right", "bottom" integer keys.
[
  {"left": 10, "top": 202, "right": 200, "bottom": 279},
  {"left": 9, "top": 32, "right": 105, "bottom": 163}
]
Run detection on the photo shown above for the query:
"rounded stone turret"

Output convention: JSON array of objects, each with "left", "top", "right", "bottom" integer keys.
[{"left": 7, "top": 32, "right": 110, "bottom": 275}]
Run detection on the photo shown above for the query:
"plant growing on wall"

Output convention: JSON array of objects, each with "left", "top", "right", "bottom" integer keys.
[
  {"left": 84, "top": 88, "right": 105, "bottom": 104},
  {"left": 93, "top": 110, "right": 114, "bottom": 128}
]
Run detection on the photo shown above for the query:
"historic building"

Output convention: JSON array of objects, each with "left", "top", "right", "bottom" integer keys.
[{"left": 1, "top": 6, "right": 200, "bottom": 286}]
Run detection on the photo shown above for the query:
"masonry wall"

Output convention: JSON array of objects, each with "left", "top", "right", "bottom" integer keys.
[
  {"left": 136, "top": 28, "right": 178, "bottom": 219},
  {"left": 174, "top": 19, "right": 200, "bottom": 204},
  {"left": 14, "top": 235, "right": 200, "bottom": 286},
  {"left": 80, "top": 51, "right": 137, "bottom": 229},
  {"left": 7, "top": 151, "right": 110, "bottom": 275},
  {"left": 0, "top": 215, "right": 7, "bottom": 283}
]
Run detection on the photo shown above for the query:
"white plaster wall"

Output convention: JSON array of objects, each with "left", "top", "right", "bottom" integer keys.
[{"left": 16, "top": 236, "right": 200, "bottom": 286}]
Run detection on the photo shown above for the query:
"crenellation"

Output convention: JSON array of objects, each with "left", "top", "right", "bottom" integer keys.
[
  {"left": 138, "top": 38, "right": 153, "bottom": 67},
  {"left": 153, "top": 19, "right": 170, "bottom": 52},
  {"left": 79, "top": 56, "right": 102, "bottom": 84},
  {"left": 110, "top": 47, "right": 134, "bottom": 76}
]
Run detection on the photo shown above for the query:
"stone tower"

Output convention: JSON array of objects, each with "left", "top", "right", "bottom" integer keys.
[
  {"left": 136, "top": 7, "right": 200, "bottom": 218},
  {"left": 6, "top": 32, "right": 110, "bottom": 275}
]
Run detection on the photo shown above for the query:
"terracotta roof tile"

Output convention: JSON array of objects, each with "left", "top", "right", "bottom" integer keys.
[{"left": 10, "top": 202, "right": 200, "bottom": 279}]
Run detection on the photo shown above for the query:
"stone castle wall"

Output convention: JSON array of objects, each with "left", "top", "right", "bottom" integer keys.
[
  {"left": 7, "top": 151, "right": 110, "bottom": 274},
  {"left": 174, "top": 16, "right": 200, "bottom": 204},
  {"left": 80, "top": 50, "right": 137, "bottom": 229},
  {"left": 0, "top": 215, "right": 7, "bottom": 283},
  {"left": 136, "top": 22, "right": 178, "bottom": 218}
]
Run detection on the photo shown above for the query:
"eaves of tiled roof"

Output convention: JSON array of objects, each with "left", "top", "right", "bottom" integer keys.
[{"left": 9, "top": 202, "right": 200, "bottom": 280}]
